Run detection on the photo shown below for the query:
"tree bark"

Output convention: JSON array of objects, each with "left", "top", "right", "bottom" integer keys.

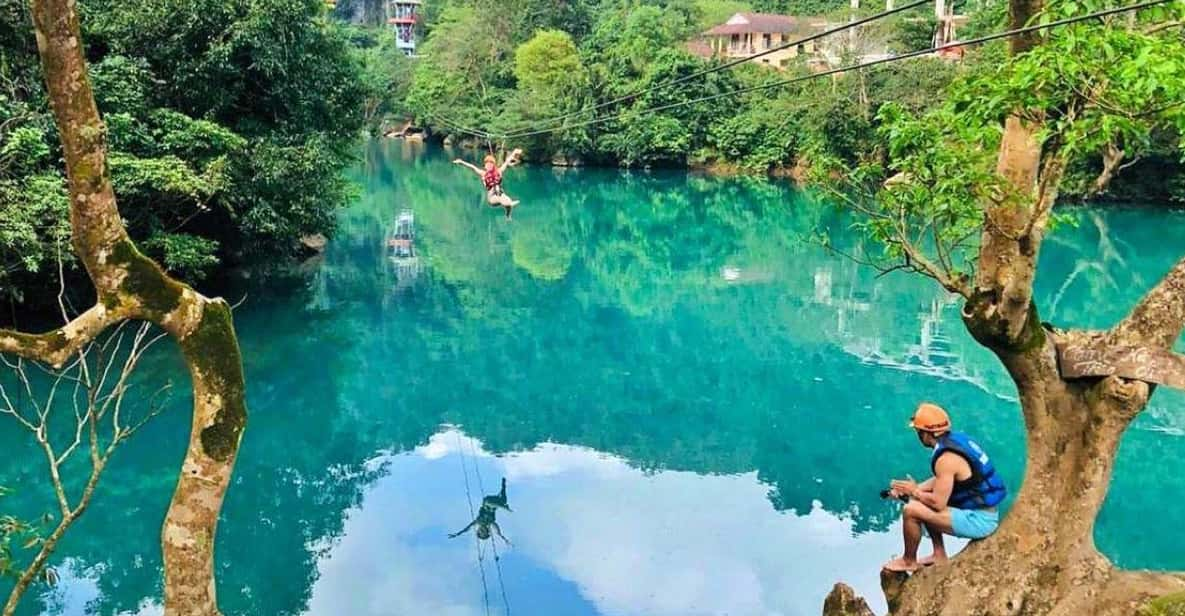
[
  {"left": 821, "top": 0, "right": 1185, "bottom": 609},
  {"left": 879, "top": 318, "right": 1185, "bottom": 616},
  {"left": 0, "top": 2, "right": 249, "bottom": 614}
]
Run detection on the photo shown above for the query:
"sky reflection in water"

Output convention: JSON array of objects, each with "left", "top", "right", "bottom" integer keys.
[{"left": 305, "top": 429, "right": 956, "bottom": 616}]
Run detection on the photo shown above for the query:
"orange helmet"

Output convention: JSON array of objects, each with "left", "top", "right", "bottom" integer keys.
[{"left": 909, "top": 402, "right": 951, "bottom": 433}]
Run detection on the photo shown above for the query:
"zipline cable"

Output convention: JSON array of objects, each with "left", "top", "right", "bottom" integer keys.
[
  {"left": 455, "top": 430, "right": 493, "bottom": 616},
  {"left": 500, "top": 0, "right": 1173, "bottom": 140},
  {"left": 427, "top": 112, "right": 498, "bottom": 140},
  {"left": 427, "top": 112, "right": 507, "bottom": 156},
  {"left": 423, "top": 0, "right": 931, "bottom": 141},
  {"left": 499, "top": 0, "right": 933, "bottom": 136}
]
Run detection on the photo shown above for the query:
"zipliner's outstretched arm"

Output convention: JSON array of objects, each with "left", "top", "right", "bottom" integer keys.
[
  {"left": 453, "top": 159, "right": 484, "bottom": 177},
  {"left": 449, "top": 519, "right": 477, "bottom": 538}
]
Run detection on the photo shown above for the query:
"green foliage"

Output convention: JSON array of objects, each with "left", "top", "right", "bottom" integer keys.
[
  {"left": 352, "top": 28, "right": 417, "bottom": 131},
  {"left": 90, "top": 55, "right": 156, "bottom": 117},
  {"left": 0, "top": 487, "right": 43, "bottom": 580},
  {"left": 0, "top": 175, "right": 71, "bottom": 299},
  {"left": 599, "top": 49, "right": 741, "bottom": 165},
  {"left": 749, "top": 0, "right": 847, "bottom": 15},
  {"left": 707, "top": 97, "right": 801, "bottom": 170},
  {"left": 810, "top": 1, "right": 1185, "bottom": 287},
  {"left": 1142, "top": 592, "right": 1185, "bottom": 616},
  {"left": 693, "top": 0, "right": 752, "bottom": 30},
  {"left": 406, "top": 2, "right": 516, "bottom": 135},
  {"left": 397, "top": 0, "right": 983, "bottom": 170},
  {"left": 1, "top": 0, "right": 368, "bottom": 304},
  {"left": 890, "top": 16, "right": 937, "bottom": 53},
  {"left": 142, "top": 234, "right": 222, "bottom": 282},
  {"left": 515, "top": 30, "right": 584, "bottom": 93},
  {"left": 0, "top": 126, "right": 51, "bottom": 175}
]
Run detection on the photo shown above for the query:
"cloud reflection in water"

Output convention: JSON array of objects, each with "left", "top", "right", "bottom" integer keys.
[{"left": 305, "top": 429, "right": 966, "bottom": 616}]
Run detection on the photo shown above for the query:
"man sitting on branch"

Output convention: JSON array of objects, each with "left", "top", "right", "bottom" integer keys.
[{"left": 883, "top": 403, "right": 1008, "bottom": 573}]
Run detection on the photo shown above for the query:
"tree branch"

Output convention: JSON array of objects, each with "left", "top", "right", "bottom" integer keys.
[
  {"left": 22, "top": 1, "right": 250, "bottom": 613},
  {"left": 0, "top": 305, "right": 118, "bottom": 369},
  {"left": 1145, "top": 19, "right": 1183, "bottom": 34},
  {"left": 1114, "top": 255, "right": 1185, "bottom": 349},
  {"left": 901, "top": 240, "right": 973, "bottom": 298},
  {"left": 1088, "top": 140, "right": 1125, "bottom": 198}
]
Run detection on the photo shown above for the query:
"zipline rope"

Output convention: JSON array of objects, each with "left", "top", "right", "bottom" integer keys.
[
  {"left": 466, "top": 437, "right": 512, "bottom": 616},
  {"left": 456, "top": 430, "right": 493, "bottom": 616},
  {"left": 499, "top": 0, "right": 1173, "bottom": 140},
  {"left": 427, "top": 112, "right": 498, "bottom": 140},
  {"left": 499, "top": 0, "right": 933, "bottom": 136}
]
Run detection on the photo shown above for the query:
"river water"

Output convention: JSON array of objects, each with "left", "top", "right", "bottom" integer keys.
[{"left": 4, "top": 140, "right": 1185, "bottom": 616}]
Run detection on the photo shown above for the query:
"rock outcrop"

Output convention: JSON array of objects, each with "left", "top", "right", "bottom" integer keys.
[{"left": 823, "top": 583, "right": 875, "bottom": 616}]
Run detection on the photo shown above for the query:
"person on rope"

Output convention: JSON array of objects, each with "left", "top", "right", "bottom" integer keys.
[
  {"left": 449, "top": 477, "right": 513, "bottom": 545},
  {"left": 882, "top": 402, "right": 1008, "bottom": 573},
  {"left": 453, "top": 149, "right": 523, "bottom": 220}
]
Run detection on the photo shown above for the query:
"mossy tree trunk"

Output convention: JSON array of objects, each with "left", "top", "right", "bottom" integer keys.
[
  {"left": 880, "top": 281, "right": 1185, "bottom": 615},
  {"left": 0, "top": 2, "right": 247, "bottom": 614}
]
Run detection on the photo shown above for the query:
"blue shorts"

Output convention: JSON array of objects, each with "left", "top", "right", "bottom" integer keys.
[{"left": 950, "top": 508, "right": 999, "bottom": 539}]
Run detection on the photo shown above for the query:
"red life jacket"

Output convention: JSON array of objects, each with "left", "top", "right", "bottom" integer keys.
[{"left": 483, "top": 167, "right": 502, "bottom": 190}]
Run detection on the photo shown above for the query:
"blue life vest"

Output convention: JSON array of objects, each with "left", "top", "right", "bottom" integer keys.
[{"left": 931, "top": 431, "right": 1007, "bottom": 510}]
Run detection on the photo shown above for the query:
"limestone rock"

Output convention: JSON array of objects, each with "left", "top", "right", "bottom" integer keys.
[
  {"left": 551, "top": 155, "right": 584, "bottom": 167},
  {"left": 823, "top": 582, "right": 875, "bottom": 616},
  {"left": 298, "top": 233, "right": 328, "bottom": 256},
  {"left": 880, "top": 568, "right": 910, "bottom": 614}
]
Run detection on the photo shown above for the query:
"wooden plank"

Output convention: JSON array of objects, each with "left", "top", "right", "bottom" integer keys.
[{"left": 1057, "top": 343, "right": 1185, "bottom": 390}]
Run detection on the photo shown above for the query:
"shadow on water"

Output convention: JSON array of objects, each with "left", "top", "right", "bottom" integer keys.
[{"left": 3, "top": 139, "right": 1185, "bottom": 615}]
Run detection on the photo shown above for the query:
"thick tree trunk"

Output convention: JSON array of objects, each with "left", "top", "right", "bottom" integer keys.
[
  {"left": 841, "top": 255, "right": 1185, "bottom": 616},
  {"left": 823, "top": 0, "right": 1185, "bottom": 612},
  {"left": 0, "top": 2, "right": 249, "bottom": 614},
  {"left": 880, "top": 315, "right": 1185, "bottom": 616}
]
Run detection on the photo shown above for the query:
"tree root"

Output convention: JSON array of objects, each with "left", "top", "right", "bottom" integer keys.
[{"left": 824, "top": 564, "right": 1185, "bottom": 616}]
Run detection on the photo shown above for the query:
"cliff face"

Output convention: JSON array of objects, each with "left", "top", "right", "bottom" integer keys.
[{"left": 333, "top": 0, "right": 386, "bottom": 25}]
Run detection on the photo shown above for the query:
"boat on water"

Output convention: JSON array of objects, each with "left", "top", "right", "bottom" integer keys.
[
  {"left": 388, "top": 209, "right": 416, "bottom": 259},
  {"left": 386, "top": 209, "right": 421, "bottom": 290}
]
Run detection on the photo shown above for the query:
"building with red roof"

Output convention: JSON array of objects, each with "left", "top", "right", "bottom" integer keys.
[{"left": 698, "top": 13, "right": 829, "bottom": 69}]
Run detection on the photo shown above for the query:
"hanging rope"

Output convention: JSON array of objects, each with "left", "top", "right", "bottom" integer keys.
[
  {"left": 499, "top": 0, "right": 1173, "bottom": 140},
  {"left": 455, "top": 430, "right": 493, "bottom": 616},
  {"left": 465, "top": 436, "right": 512, "bottom": 615}
]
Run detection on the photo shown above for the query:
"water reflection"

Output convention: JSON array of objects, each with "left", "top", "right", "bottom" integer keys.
[
  {"left": 306, "top": 429, "right": 944, "bottom": 616},
  {"left": 449, "top": 478, "right": 513, "bottom": 545},
  {"left": 4, "top": 141, "right": 1184, "bottom": 615}
]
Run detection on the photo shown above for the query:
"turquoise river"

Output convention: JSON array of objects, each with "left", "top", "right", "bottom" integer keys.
[{"left": 2, "top": 140, "right": 1185, "bottom": 616}]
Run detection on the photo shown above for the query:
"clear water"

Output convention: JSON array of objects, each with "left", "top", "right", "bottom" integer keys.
[{"left": 3, "top": 139, "right": 1185, "bottom": 616}]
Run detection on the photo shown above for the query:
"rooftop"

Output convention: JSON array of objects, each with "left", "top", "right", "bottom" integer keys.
[{"left": 704, "top": 13, "right": 826, "bottom": 36}]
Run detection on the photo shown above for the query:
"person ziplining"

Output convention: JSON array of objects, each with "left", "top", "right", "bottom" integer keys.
[
  {"left": 454, "top": 149, "right": 524, "bottom": 220},
  {"left": 450, "top": 477, "right": 513, "bottom": 546}
]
